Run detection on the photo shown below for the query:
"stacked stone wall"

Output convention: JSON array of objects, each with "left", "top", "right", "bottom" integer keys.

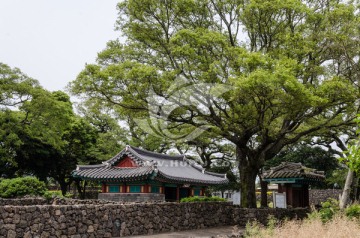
[
  {"left": 0, "top": 199, "right": 309, "bottom": 237},
  {"left": 309, "top": 189, "right": 342, "bottom": 205},
  {"left": 232, "top": 207, "right": 310, "bottom": 226},
  {"left": 98, "top": 193, "right": 165, "bottom": 202}
]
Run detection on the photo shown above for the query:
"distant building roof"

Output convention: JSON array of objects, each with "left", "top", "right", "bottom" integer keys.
[
  {"left": 262, "top": 162, "right": 325, "bottom": 184},
  {"left": 72, "top": 145, "right": 228, "bottom": 185}
]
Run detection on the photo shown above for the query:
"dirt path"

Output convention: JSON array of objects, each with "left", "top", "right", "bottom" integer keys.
[{"left": 123, "top": 226, "right": 243, "bottom": 238}]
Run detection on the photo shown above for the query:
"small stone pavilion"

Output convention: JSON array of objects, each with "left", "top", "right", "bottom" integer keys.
[
  {"left": 262, "top": 162, "right": 325, "bottom": 208},
  {"left": 72, "top": 145, "right": 228, "bottom": 202}
]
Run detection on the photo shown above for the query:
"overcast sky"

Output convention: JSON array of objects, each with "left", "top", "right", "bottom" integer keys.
[{"left": 0, "top": 0, "right": 120, "bottom": 92}]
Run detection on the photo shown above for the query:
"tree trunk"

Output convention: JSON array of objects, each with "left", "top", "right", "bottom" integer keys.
[
  {"left": 59, "top": 181, "right": 68, "bottom": 196},
  {"left": 260, "top": 178, "right": 268, "bottom": 208},
  {"left": 340, "top": 168, "right": 354, "bottom": 209},
  {"left": 238, "top": 160, "right": 258, "bottom": 208},
  {"left": 75, "top": 180, "right": 87, "bottom": 199}
]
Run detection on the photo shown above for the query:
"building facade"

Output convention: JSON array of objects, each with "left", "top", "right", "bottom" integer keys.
[
  {"left": 262, "top": 162, "right": 325, "bottom": 207},
  {"left": 72, "top": 145, "right": 228, "bottom": 202}
]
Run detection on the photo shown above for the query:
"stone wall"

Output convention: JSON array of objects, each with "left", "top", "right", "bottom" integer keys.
[
  {"left": 0, "top": 199, "right": 309, "bottom": 237},
  {"left": 309, "top": 189, "right": 342, "bottom": 205},
  {"left": 98, "top": 193, "right": 165, "bottom": 203},
  {"left": 255, "top": 189, "right": 342, "bottom": 207},
  {"left": 233, "top": 207, "right": 310, "bottom": 226},
  {"left": 0, "top": 198, "right": 48, "bottom": 206}
]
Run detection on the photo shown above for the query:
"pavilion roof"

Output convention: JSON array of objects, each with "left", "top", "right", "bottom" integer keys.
[
  {"left": 72, "top": 145, "right": 228, "bottom": 185},
  {"left": 262, "top": 162, "right": 325, "bottom": 183}
]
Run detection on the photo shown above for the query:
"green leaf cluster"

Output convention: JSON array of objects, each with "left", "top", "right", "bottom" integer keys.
[
  {"left": 309, "top": 199, "right": 360, "bottom": 222},
  {"left": 340, "top": 142, "right": 360, "bottom": 174},
  {"left": 180, "top": 196, "right": 227, "bottom": 203},
  {"left": 0, "top": 177, "right": 47, "bottom": 198},
  {"left": 69, "top": 0, "right": 360, "bottom": 207},
  {"left": 1, "top": 63, "right": 125, "bottom": 195},
  {"left": 317, "top": 198, "right": 340, "bottom": 222},
  {"left": 345, "top": 203, "right": 360, "bottom": 219}
]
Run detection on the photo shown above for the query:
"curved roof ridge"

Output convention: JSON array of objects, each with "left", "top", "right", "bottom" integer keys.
[
  {"left": 104, "top": 149, "right": 126, "bottom": 164},
  {"left": 128, "top": 145, "right": 185, "bottom": 160},
  {"left": 190, "top": 161, "right": 204, "bottom": 172},
  {"left": 204, "top": 170, "right": 227, "bottom": 178},
  {"left": 263, "top": 161, "right": 325, "bottom": 181},
  {"left": 76, "top": 164, "right": 105, "bottom": 170}
]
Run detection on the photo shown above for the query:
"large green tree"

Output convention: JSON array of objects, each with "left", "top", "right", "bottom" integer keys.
[
  {"left": 0, "top": 63, "right": 73, "bottom": 177},
  {"left": 70, "top": 0, "right": 360, "bottom": 207},
  {"left": 0, "top": 63, "right": 123, "bottom": 195}
]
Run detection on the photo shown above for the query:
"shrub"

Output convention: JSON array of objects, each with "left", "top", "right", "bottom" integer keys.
[
  {"left": 0, "top": 177, "right": 47, "bottom": 198},
  {"left": 318, "top": 198, "right": 340, "bottom": 222},
  {"left": 180, "top": 196, "right": 227, "bottom": 203},
  {"left": 243, "top": 215, "right": 277, "bottom": 238},
  {"left": 345, "top": 203, "right": 360, "bottom": 219},
  {"left": 43, "top": 190, "right": 63, "bottom": 200}
]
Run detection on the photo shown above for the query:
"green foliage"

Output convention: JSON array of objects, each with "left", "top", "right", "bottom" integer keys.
[
  {"left": 0, "top": 177, "right": 47, "bottom": 198},
  {"left": 317, "top": 198, "right": 340, "bottom": 222},
  {"left": 345, "top": 204, "right": 360, "bottom": 219},
  {"left": 265, "top": 144, "right": 339, "bottom": 174},
  {"left": 339, "top": 142, "right": 360, "bottom": 174},
  {"left": 70, "top": 0, "right": 360, "bottom": 207},
  {"left": 0, "top": 63, "right": 124, "bottom": 195},
  {"left": 244, "top": 220, "right": 263, "bottom": 238},
  {"left": 43, "top": 190, "right": 64, "bottom": 200},
  {"left": 308, "top": 200, "right": 360, "bottom": 222},
  {"left": 180, "top": 196, "right": 227, "bottom": 203},
  {"left": 243, "top": 215, "right": 277, "bottom": 237},
  {"left": 326, "top": 168, "right": 347, "bottom": 189},
  {"left": 43, "top": 190, "right": 73, "bottom": 200}
]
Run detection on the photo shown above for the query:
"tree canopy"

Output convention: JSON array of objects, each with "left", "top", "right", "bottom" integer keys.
[
  {"left": 70, "top": 0, "right": 360, "bottom": 207},
  {"left": 0, "top": 63, "right": 124, "bottom": 195}
]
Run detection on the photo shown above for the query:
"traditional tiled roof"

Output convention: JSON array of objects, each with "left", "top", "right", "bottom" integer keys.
[
  {"left": 72, "top": 145, "right": 228, "bottom": 185},
  {"left": 73, "top": 166, "right": 155, "bottom": 182},
  {"left": 262, "top": 162, "right": 325, "bottom": 183}
]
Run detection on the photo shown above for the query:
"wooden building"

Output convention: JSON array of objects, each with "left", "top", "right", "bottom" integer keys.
[
  {"left": 262, "top": 162, "right": 325, "bottom": 208},
  {"left": 72, "top": 145, "right": 228, "bottom": 202}
]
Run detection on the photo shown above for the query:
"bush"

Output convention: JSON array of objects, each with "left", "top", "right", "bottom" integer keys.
[
  {"left": 318, "top": 198, "right": 340, "bottom": 222},
  {"left": 243, "top": 215, "right": 277, "bottom": 238},
  {"left": 0, "top": 177, "right": 47, "bottom": 198},
  {"left": 43, "top": 190, "right": 63, "bottom": 200},
  {"left": 180, "top": 196, "right": 227, "bottom": 203},
  {"left": 345, "top": 203, "right": 360, "bottom": 219}
]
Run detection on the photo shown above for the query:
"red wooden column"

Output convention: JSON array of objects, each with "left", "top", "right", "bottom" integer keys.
[
  {"left": 144, "top": 184, "right": 150, "bottom": 193},
  {"left": 102, "top": 183, "right": 106, "bottom": 193},
  {"left": 286, "top": 184, "right": 293, "bottom": 207}
]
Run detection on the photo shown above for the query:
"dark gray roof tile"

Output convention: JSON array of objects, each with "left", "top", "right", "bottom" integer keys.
[
  {"left": 72, "top": 145, "right": 228, "bottom": 185},
  {"left": 73, "top": 166, "right": 155, "bottom": 181},
  {"left": 262, "top": 162, "right": 325, "bottom": 181}
]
